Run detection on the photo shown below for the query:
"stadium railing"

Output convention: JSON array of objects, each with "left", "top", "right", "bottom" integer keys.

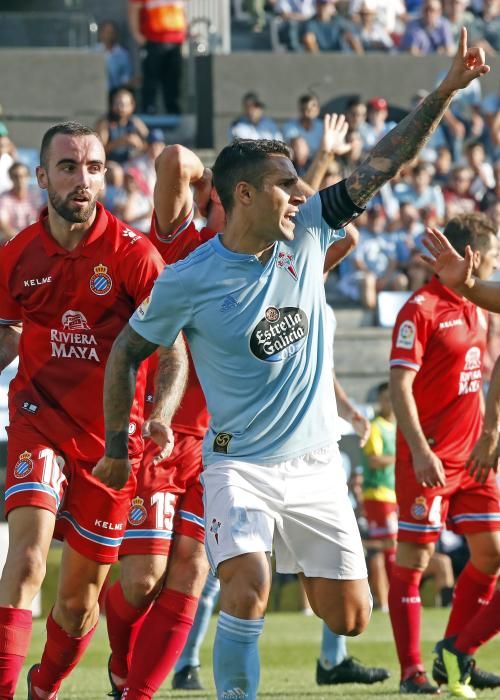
[{"left": 0, "top": 11, "right": 98, "bottom": 48}]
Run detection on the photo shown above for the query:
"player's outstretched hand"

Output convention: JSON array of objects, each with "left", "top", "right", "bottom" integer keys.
[
  {"left": 421, "top": 227, "right": 474, "bottom": 290},
  {"left": 466, "top": 430, "right": 499, "bottom": 484},
  {"left": 351, "top": 410, "right": 371, "bottom": 448},
  {"left": 439, "top": 27, "right": 490, "bottom": 93},
  {"left": 320, "top": 113, "right": 351, "bottom": 157},
  {"left": 93, "top": 456, "right": 131, "bottom": 490},
  {"left": 143, "top": 419, "right": 175, "bottom": 464},
  {"left": 412, "top": 449, "right": 446, "bottom": 488}
]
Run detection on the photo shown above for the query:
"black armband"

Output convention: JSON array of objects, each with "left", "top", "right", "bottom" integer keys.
[{"left": 319, "top": 178, "right": 365, "bottom": 229}]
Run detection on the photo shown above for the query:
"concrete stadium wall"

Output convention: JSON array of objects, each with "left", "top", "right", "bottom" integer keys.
[
  {"left": 196, "top": 53, "right": 500, "bottom": 150},
  {"left": 0, "top": 49, "right": 107, "bottom": 149}
]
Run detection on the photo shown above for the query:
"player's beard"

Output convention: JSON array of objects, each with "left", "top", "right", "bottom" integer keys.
[{"left": 48, "top": 186, "right": 97, "bottom": 223}]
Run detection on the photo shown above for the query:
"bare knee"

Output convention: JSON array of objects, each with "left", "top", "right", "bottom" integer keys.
[
  {"left": 166, "top": 539, "right": 209, "bottom": 597},
  {"left": 120, "top": 556, "right": 167, "bottom": 608},
  {"left": 397, "top": 541, "right": 434, "bottom": 571},
  {"left": 2, "top": 545, "right": 47, "bottom": 603},
  {"left": 322, "top": 596, "right": 371, "bottom": 637},
  {"left": 56, "top": 592, "right": 98, "bottom": 635},
  {"left": 468, "top": 533, "right": 500, "bottom": 575},
  {"left": 219, "top": 554, "right": 271, "bottom": 619}
]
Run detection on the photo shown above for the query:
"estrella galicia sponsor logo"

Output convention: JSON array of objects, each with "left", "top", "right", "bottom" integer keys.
[
  {"left": 14, "top": 451, "right": 34, "bottom": 479},
  {"left": 250, "top": 306, "right": 308, "bottom": 362},
  {"left": 128, "top": 497, "right": 148, "bottom": 526},
  {"left": 213, "top": 432, "right": 232, "bottom": 454}
]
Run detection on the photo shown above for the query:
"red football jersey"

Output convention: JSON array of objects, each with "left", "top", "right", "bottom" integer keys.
[
  {"left": 390, "top": 276, "right": 487, "bottom": 466},
  {"left": 0, "top": 203, "right": 164, "bottom": 462},
  {"left": 148, "top": 209, "right": 214, "bottom": 437}
]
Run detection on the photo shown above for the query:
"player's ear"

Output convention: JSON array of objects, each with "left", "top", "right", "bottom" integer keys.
[
  {"left": 471, "top": 248, "right": 482, "bottom": 271},
  {"left": 36, "top": 165, "right": 48, "bottom": 190},
  {"left": 234, "top": 180, "right": 255, "bottom": 207}
]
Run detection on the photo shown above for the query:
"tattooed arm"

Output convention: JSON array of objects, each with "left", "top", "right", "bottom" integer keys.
[
  {"left": 93, "top": 324, "right": 186, "bottom": 488},
  {"left": 346, "top": 28, "right": 490, "bottom": 208},
  {"left": 142, "top": 343, "right": 189, "bottom": 463},
  {"left": 0, "top": 325, "right": 21, "bottom": 372}
]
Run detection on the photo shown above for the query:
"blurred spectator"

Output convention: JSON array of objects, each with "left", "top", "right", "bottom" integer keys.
[
  {"left": 480, "top": 160, "right": 500, "bottom": 213},
  {"left": 396, "top": 162, "right": 445, "bottom": 220},
  {"left": 345, "top": 97, "right": 367, "bottom": 132},
  {"left": 421, "top": 551, "right": 455, "bottom": 607},
  {"left": 128, "top": 0, "right": 188, "bottom": 115},
  {"left": 283, "top": 93, "right": 324, "bottom": 156},
  {"left": 434, "top": 66, "right": 482, "bottom": 159},
  {"left": 464, "top": 139, "right": 495, "bottom": 201},
  {"left": 442, "top": 0, "right": 474, "bottom": 44},
  {"left": 352, "top": 0, "right": 395, "bottom": 51},
  {"left": 480, "top": 84, "right": 500, "bottom": 158},
  {"left": 96, "top": 20, "right": 132, "bottom": 94},
  {"left": 399, "top": 0, "right": 455, "bottom": 55},
  {"left": 229, "top": 91, "right": 283, "bottom": 141},
  {"left": 289, "top": 136, "right": 311, "bottom": 175},
  {"left": 349, "top": 0, "right": 406, "bottom": 35},
  {"left": 0, "top": 162, "right": 42, "bottom": 243},
  {"left": 360, "top": 97, "right": 397, "bottom": 150},
  {"left": 129, "top": 128, "right": 166, "bottom": 198},
  {"left": 0, "top": 105, "right": 8, "bottom": 139},
  {"left": 338, "top": 129, "right": 364, "bottom": 176},
  {"left": 0, "top": 135, "right": 15, "bottom": 195},
  {"left": 274, "top": 0, "right": 316, "bottom": 50},
  {"left": 433, "top": 145, "right": 453, "bottom": 185},
  {"left": 442, "top": 164, "right": 478, "bottom": 216},
  {"left": 302, "top": 0, "right": 363, "bottom": 53},
  {"left": 485, "top": 200, "right": 500, "bottom": 233},
  {"left": 466, "top": 0, "right": 500, "bottom": 54},
  {"left": 101, "top": 160, "right": 127, "bottom": 215},
  {"left": 96, "top": 87, "right": 148, "bottom": 165},
  {"left": 339, "top": 206, "right": 408, "bottom": 308},
  {"left": 119, "top": 169, "right": 154, "bottom": 232}
]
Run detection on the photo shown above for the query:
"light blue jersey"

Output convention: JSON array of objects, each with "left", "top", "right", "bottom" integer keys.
[{"left": 130, "top": 193, "right": 345, "bottom": 466}]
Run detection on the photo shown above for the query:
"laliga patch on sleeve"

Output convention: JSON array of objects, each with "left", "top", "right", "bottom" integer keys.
[
  {"left": 136, "top": 295, "right": 151, "bottom": 319},
  {"left": 396, "top": 320, "right": 416, "bottom": 349}
]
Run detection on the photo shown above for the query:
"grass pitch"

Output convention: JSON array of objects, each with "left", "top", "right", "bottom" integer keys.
[{"left": 18, "top": 608, "right": 500, "bottom": 699}]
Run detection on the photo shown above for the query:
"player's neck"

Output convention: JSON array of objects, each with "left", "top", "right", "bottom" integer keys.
[
  {"left": 222, "top": 218, "right": 275, "bottom": 263},
  {"left": 45, "top": 207, "right": 97, "bottom": 251}
]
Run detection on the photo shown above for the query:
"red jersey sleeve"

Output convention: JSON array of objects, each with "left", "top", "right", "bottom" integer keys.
[
  {"left": 119, "top": 235, "right": 165, "bottom": 307},
  {"left": 0, "top": 245, "right": 22, "bottom": 325},
  {"left": 390, "top": 302, "right": 433, "bottom": 373},
  {"left": 150, "top": 209, "right": 207, "bottom": 264}
]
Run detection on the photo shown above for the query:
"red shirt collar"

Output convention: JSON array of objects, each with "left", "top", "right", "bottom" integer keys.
[
  {"left": 38, "top": 201, "right": 109, "bottom": 257},
  {"left": 429, "top": 274, "right": 470, "bottom": 306}
]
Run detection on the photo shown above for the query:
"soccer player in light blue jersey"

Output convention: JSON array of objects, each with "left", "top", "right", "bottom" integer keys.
[{"left": 94, "top": 31, "right": 491, "bottom": 699}]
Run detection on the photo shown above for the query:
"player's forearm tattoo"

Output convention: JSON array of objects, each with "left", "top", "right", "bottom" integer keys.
[
  {"left": 346, "top": 89, "right": 453, "bottom": 208},
  {"left": 104, "top": 323, "right": 158, "bottom": 458},
  {"left": 150, "top": 335, "right": 188, "bottom": 423},
  {"left": 0, "top": 326, "right": 21, "bottom": 372}
]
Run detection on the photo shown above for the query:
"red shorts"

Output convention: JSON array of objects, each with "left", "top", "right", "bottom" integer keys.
[
  {"left": 363, "top": 499, "right": 398, "bottom": 540},
  {"left": 5, "top": 423, "right": 139, "bottom": 564},
  {"left": 396, "top": 458, "right": 500, "bottom": 544},
  {"left": 119, "top": 432, "right": 204, "bottom": 557}
]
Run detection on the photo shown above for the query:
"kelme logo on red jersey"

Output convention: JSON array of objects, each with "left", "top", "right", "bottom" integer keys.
[
  {"left": 90, "top": 263, "right": 113, "bottom": 296},
  {"left": 14, "top": 451, "right": 34, "bottom": 479},
  {"left": 128, "top": 497, "right": 148, "bottom": 526}
]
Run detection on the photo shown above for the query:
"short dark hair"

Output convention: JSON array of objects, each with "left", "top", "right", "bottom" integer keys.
[
  {"left": 376, "top": 381, "right": 390, "bottom": 395},
  {"left": 443, "top": 213, "right": 497, "bottom": 257},
  {"left": 346, "top": 96, "right": 364, "bottom": 111},
  {"left": 212, "top": 139, "right": 292, "bottom": 214},
  {"left": 298, "top": 92, "right": 318, "bottom": 106},
  {"left": 40, "top": 121, "right": 99, "bottom": 169}
]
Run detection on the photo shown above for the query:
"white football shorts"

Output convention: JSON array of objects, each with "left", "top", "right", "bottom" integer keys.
[{"left": 201, "top": 444, "right": 367, "bottom": 580}]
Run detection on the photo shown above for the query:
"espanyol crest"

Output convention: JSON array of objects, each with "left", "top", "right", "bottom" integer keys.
[
  {"left": 14, "top": 451, "right": 34, "bottom": 479},
  {"left": 90, "top": 263, "right": 113, "bottom": 296},
  {"left": 128, "top": 497, "right": 147, "bottom": 526}
]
